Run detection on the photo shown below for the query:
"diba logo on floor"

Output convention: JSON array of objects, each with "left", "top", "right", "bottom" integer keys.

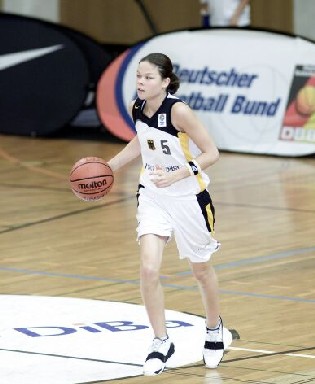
[
  {"left": 0, "top": 295, "right": 206, "bottom": 384},
  {"left": 15, "top": 319, "right": 192, "bottom": 338}
]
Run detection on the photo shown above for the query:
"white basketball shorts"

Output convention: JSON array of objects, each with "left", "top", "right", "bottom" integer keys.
[{"left": 136, "top": 185, "right": 220, "bottom": 263}]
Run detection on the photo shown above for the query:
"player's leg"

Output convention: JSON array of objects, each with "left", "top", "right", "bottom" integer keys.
[
  {"left": 190, "top": 261, "right": 220, "bottom": 328},
  {"left": 139, "top": 233, "right": 167, "bottom": 338},
  {"left": 190, "top": 261, "right": 232, "bottom": 368},
  {"left": 139, "top": 234, "right": 175, "bottom": 375},
  {"left": 170, "top": 189, "right": 231, "bottom": 368}
]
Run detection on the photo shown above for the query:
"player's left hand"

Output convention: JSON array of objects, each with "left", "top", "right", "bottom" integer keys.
[{"left": 150, "top": 169, "right": 177, "bottom": 188}]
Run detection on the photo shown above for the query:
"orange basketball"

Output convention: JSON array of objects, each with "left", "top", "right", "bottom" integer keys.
[{"left": 69, "top": 157, "right": 114, "bottom": 201}]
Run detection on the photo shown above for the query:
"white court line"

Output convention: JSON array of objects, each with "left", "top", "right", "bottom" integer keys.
[
  {"left": 286, "top": 353, "right": 315, "bottom": 359},
  {"left": 228, "top": 346, "right": 315, "bottom": 359}
]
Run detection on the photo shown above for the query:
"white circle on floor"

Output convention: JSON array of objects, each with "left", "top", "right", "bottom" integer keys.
[{"left": 0, "top": 295, "right": 209, "bottom": 383}]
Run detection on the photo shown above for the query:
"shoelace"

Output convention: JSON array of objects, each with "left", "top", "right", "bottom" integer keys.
[
  {"left": 151, "top": 338, "right": 164, "bottom": 351},
  {"left": 206, "top": 327, "right": 221, "bottom": 341}
]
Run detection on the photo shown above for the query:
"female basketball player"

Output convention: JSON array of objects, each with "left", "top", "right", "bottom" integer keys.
[{"left": 107, "top": 53, "right": 232, "bottom": 376}]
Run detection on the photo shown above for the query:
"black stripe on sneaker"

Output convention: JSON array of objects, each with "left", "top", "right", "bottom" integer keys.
[
  {"left": 145, "top": 351, "right": 168, "bottom": 363},
  {"left": 204, "top": 341, "right": 224, "bottom": 350},
  {"left": 145, "top": 343, "right": 175, "bottom": 363},
  {"left": 167, "top": 343, "right": 175, "bottom": 358}
]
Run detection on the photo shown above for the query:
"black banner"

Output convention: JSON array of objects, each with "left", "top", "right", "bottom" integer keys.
[{"left": 0, "top": 14, "right": 89, "bottom": 136}]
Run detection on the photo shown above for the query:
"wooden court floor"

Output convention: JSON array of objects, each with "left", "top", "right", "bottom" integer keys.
[{"left": 0, "top": 133, "right": 314, "bottom": 383}]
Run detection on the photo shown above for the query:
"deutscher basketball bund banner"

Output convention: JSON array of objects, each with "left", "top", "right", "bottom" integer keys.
[{"left": 97, "top": 29, "right": 315, "bottom": 156}]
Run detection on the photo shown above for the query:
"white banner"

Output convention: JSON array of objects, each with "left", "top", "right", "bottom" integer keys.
[{"left": 110, "top": 29, "right": 315, "bottom": 156}]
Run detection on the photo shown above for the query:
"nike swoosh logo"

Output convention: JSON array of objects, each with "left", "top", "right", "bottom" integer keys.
[{"left": 0, "top": 44, "right": 64, "bottom": 71}]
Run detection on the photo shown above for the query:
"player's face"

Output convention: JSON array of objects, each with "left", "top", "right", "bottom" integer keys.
[{"left": 136, "top": 61, "right": 169, "bottom": 100}]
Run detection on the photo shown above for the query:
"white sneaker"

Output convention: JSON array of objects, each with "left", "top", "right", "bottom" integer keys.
[
  {"left": 203, "top": 318, "right": 232, "bottom": 369},
  {"left": 143, "top": 337, "right": 175, "bottom": 376}
]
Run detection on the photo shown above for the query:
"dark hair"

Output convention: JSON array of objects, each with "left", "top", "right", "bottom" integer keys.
[{"left": 139, "top": 53, "right": 180, "bottom": 94}]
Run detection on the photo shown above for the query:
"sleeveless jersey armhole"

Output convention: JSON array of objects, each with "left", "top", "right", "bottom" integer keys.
[{"left": 169, "top": 99, "right": 185, "bottom": 132}]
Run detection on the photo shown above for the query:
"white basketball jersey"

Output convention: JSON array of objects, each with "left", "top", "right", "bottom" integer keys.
[{"left": 132, "top": 94, "right": 210, "bottom": 197}]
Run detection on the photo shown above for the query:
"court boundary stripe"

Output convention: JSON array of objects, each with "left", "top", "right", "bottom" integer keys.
[
  {"left": 0, "top": 347, "right": 142, "bottom": 368},
  {"left": 176, "top": 246, "right": 315, "bottom": 275},
  {"left": 0, "top": 266, "right": 140, "bottom": 284},
  {"left": 0, "top": 182, "right": 69, "bottom": 192},
  {"left": 0, "top": 196, "right": 132, "bottom": 235},
  {"left": 216, "top": 200, "right": 315, "bottom": 214},
  {"left": 172, "top": 362, "right": 314, "bottom": 383},
  {"left": 225, "top": 345, "right": 315, "bottom": 362},
  {"left": 0, "top": 268, "right": 314, "bottom": 304},
  {"left": 1, "top": 346, "right": 313, "bottom": 374}
]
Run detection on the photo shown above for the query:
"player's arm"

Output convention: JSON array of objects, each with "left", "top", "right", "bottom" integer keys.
[
  {"left": 151, "top": 102, "right": 219, "bottom": 187},
  {"left": 107, "top": 101, "right": 141, "bottom": 172},
  {"left": 172, "top": 101, "right": 219, "bottom": 174},
  {"left": 107, "top": 136, "right": 141, "bottom": 172}
]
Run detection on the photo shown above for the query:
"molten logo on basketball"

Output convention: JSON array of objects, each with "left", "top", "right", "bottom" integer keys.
[
  {"left": 69, "top": 157, "right": 114, "bottom": 201},
  {"left": 78, "top": 179, "right": 107, "bottom": 190}
]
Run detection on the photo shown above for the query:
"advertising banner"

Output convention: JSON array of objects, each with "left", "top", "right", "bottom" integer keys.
[
  {"left": 97, "top": 29, "right": 315, "bottom": 156},
  {"left": 0, "top": 14, "right": 120, "bottom": 136},
  {"left": 0, "top": 14, "right": 89, "bottom": 136}
]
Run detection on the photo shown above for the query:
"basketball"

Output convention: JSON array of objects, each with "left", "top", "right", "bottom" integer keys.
[
  {"left": 295, "top": 85, "right": 315, "bottom": 115},
  {"left": 69, "top": 157, "right": 114, "bottom": 201}
]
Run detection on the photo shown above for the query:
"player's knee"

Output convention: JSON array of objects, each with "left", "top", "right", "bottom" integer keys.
[
  {"left": 140, "top": 262, "right": 160, "bottom": 282},
  {"left": 191, "top": 263, "right": 209, "bottom": 283}
]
